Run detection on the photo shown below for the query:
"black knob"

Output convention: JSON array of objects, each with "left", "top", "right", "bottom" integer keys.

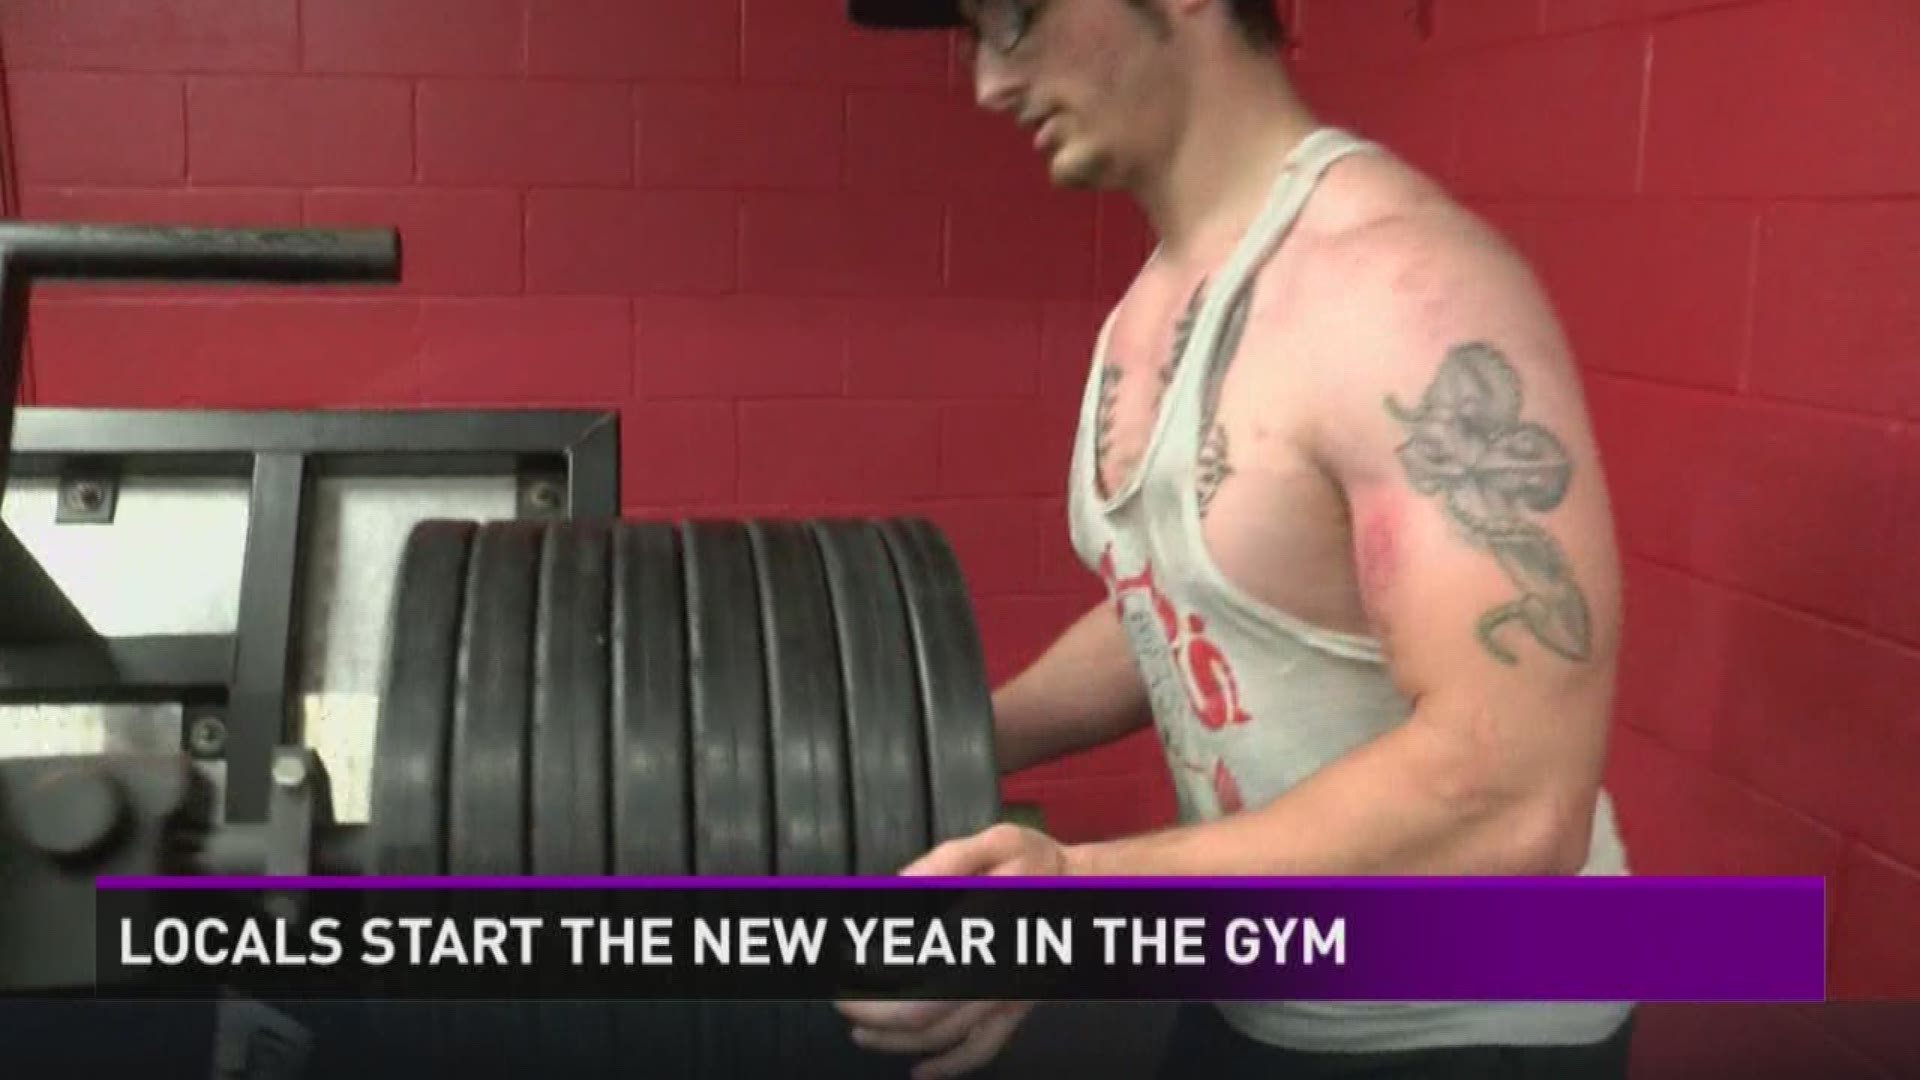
[{"left": 19, "top": 766, "right": 126, "bottom": 863}]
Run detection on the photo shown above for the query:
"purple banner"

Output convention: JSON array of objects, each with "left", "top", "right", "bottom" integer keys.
[{"left": 94, "top": 876, "right": 1824, "bottom": 1002}]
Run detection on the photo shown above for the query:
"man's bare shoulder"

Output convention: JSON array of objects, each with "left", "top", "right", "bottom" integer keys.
[
  {"left": 1297, "top": 170, "right": 1559, "bottom": 356},
  {"left": 1236, "top": 156, "right": 1625, "bottom": 677},
  {"left": 1266, "top": 164, "right": 1587, "bottom": 474},
  {"left": 1245, "top": 154, "right": 1562, "bottom": 362}
]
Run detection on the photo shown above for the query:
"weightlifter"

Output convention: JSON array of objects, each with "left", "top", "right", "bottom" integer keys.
[{"left": 836, "top": 1, "right": 1637, "bottom": 1077}]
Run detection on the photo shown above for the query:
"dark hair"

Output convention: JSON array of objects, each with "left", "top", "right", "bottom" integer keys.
[
  {"left": 1126, "top": 0, "right": 1288, "bottom": 51},
  {"left": 1223, "top": 0, "right": 1287, "bottom": 50}
]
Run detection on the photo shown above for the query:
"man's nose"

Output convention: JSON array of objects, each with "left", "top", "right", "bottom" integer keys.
[{"left": 971, "top": 47, "right": 1023, "bottom": 114}]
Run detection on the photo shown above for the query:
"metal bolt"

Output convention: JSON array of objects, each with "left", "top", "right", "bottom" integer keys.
[
  {"left": 528, "top": 482, "right": 563, "bottom": 512},
  {"left": 187, "top": 715, "right": 228, "bottom": 757},
  {"left": 65, "top": 482, "right": 105, "bottom": 512},
  {"left": 272, "top": 755, "right": 308, "bottom": 789}
]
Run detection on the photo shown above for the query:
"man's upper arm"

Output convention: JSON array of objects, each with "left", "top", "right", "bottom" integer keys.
[{"left": 1316, "top": 229, "right": 1623, "bottom": 746}]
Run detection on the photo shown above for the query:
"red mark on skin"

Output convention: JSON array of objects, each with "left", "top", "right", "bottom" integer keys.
[{"left": 1355, "top": 504, "right": 1398, "bottom": 640}]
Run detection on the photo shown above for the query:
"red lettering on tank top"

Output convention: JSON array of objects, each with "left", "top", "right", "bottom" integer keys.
[
  {"left": 1184, "top": 614, "right": 1251, "bottom": 731},
  {"left": 1100, "top": 544, "right": 1253, "bottom": 732},
  {"left": 1211, "top": 759, "right": 1245, "bottom": 814},
  {"left": 1104, "top": 557, "right": 1181, "bottom": 644}
]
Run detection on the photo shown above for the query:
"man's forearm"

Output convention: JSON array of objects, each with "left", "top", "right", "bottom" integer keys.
[
  {"left": 992, "top": 601, "right": 1152, "bottom": 775},
  {"left": 1066, "top": 699, "right": 1595, "bottom": 878}
]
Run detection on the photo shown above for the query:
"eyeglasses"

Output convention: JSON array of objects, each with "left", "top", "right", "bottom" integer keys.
[{"left": 965, "top": 0, "right": 1050, "bottom": 56}]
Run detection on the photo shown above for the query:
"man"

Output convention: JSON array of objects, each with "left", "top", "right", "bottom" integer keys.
[{"left": 838, "top": 2, "right": 1637, "bottom": 1078}]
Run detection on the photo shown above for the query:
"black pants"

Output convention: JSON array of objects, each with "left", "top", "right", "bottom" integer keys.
[{"left": 1153, "top": 1005, "right": 1635, "bottom": 1080}]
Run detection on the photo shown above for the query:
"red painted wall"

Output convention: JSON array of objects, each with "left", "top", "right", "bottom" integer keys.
[
  {"left": 1282, "top": 0, "right": 1920, "bottom": 1068},
  {"left": 3, "top": 0, "right": 1915, "bottom": 1061}
]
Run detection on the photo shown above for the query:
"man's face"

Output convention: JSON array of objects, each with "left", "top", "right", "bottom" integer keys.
[{"left": 962, "top": 0, "right": 1172, "bottom": 189}]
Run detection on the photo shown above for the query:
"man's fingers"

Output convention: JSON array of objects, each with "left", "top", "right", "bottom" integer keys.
[
  {"left": 911, "top": 1002, "right": 1031, "bottom": 1080},
  {"left": 901, "top": 836, "right": 990, "bottom": 877},
  {"left": 899, "top": 841, "right": 968, "bottom": 877},
  {"left": 903, "top": 824, "right": 1026, "bottom": 877},
  {"left": 851, "top": 1000, "right": 1000, "bottom": 1055}
]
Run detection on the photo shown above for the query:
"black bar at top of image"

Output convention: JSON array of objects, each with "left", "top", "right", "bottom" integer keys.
[
  {"left": 0, "top": 256, "right": 25, "bottom": 503},
  {"left": 7, "top": 408, "right": 618, "bottom": 461},
  {"left": 0, "top": 222, "right": 398, "bottom": 284}
]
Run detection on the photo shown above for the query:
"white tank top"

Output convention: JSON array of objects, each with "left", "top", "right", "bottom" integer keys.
[{"left": 1065, "top": 128, "right": 1633, "bottom": 1052}]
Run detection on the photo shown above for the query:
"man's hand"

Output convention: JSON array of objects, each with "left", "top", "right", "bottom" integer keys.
[
  {"left": 833, "top": 824, "right": 1068, "bottom": 1079},
  {"left": 906, "top": 822, "right": 1075, "bottom": 878}
]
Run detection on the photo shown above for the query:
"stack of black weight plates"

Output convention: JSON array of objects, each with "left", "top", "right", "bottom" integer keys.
[{"left": 362, "top": 515, "right": 1001, "bottom": 1078}]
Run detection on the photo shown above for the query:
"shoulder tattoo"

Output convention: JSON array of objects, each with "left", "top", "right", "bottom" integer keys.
[{"left": 1384, "top": 342, "right": 1592, "bottom": 666}]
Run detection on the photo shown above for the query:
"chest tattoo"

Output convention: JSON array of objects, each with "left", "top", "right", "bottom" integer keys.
[
  {"left": 1094, "top": 362, "right": 1123, "bottom": 489},
  {"left": 1156, "top": 280, "right": 1208, "bottom": 408},
  {"left": 1094, "top": 277, "right": 1254, "bottom": 518},
  {"left": 1195, "top": 280, "right": 1255, "bottom": 518}
]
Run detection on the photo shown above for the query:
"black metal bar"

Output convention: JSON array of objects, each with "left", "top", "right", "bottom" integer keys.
[
  {"left": 0, "top": 222, "right": 398, "bottom": 284},
  {"left": 0, "top": 633, "right": 233, "bottom": 701},
  {"left": 0, "top": 255, "right": 23, "bottom": 503},
  {"left": 224, "top": 453, "right": 307, "bottom": 823},
  {"left": 0, "top": 523, "right": 96, "bottom": 645},
  {"left": 318, "top": 822, "right": 370, "bottom": 877},
  {"left": 566, "top": 411, "right": 621, "bottom": 518},
  {"left": 264, "top": 749, "right": 316, "bottom": 879},
  {"left": 9, "top": 407, "right": 618, "bottom": 460},
  {"left": 194, "top": 822, "right": 367, "bottom": 877}
]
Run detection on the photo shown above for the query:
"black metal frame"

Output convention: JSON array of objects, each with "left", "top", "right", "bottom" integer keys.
[
  {"left": 0, "top": 224, "right": 626, "bottom": 823},
  {"left": 1, "top": 406, "right": 620, "bottom": 822},
  {"left": 0, "top": 221, "right": 402, "bottom": 497}
]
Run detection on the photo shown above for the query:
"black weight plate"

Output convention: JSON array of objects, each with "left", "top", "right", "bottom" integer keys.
[
  {"left": 447, "top": 522, "right": 542, "bottom": 1076},
  {"left": 367, "top": 521, "right": 474, "bottom": 1072},
  {"left": 748, "top": 520, "right": 857, "bottom": 1080},
  {"left": 747, "top": 520, "right": 852, "bottom": 876},
  {"left": 529, "top": 522, "right": 617, "bottom": 1076},
  {"left": 682, "top": 520, "right": 773, "bottom": 877},
  {"left": 530, "top": 520, "right": 613, "bottom": 875},
  {"left": 608, "top": 522, "right": 699, "bottom": 1080},
  {"left": 448, "top": 522, "right": 538, "bottom": 875},
  {"left": 879, "top": 518, "right": 1002, "bottom": 844},
  {"left": 683, "top": 520, "right": 780, "bottom": 1080},
  {"left": 809, "top": 518, "right": 929, "bottom": 875},
  {"left": 610, "top": 522, "right": 691, "bottom": 876},
  {"left": 370, "top": 519, "right": 474, "bottom": 875}
]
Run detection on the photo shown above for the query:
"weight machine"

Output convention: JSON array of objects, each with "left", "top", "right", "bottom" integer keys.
[{"left": 0, "top": 222, "right": 1135, "bottom": 1078}]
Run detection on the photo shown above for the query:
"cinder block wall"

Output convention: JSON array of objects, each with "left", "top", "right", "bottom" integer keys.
[{"left": 1282, "top": 0, "right": 1920, "bottom": 1062}]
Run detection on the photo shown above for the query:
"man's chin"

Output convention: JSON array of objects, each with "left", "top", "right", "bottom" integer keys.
[{"left": 1046, "top": 150, "right": 1111, "bottom": 190}]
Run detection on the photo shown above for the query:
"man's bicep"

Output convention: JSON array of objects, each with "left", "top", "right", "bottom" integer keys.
[{"left": 1344, "top": 337, "right": 1622, "bottom": 695}]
